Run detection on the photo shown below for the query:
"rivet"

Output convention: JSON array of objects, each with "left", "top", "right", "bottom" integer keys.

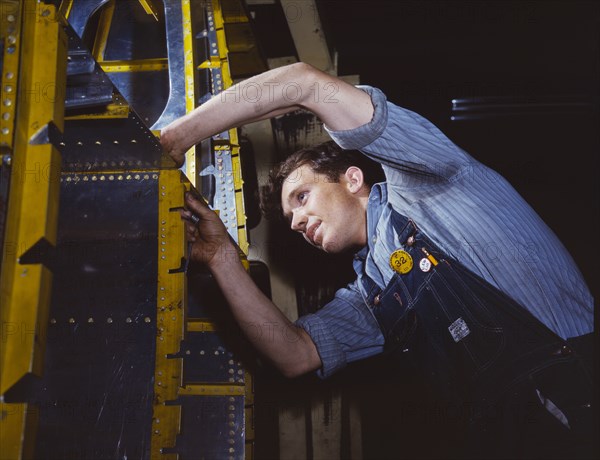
[
  {"left": 107, "top": 318, "right": 113, "bottom": 324},
  {"left": 126, "top": 317, "right": 132, "bottom": 323},
  {"left": 68, "top": 318, "right": 75, "bottom": 324},
  {"left": 144, "top": 317, "right": 151, "bottom": 323},
  {"left": 88, "top": 317, "right": 94, "bottom": 323}
]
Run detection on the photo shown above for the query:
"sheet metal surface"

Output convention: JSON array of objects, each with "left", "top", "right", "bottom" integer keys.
[{"left": 31, "top": 174, "right": 159, "bottom": 459}]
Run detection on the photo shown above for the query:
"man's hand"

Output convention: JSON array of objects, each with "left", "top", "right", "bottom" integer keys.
[
  {"left": 182, "top": 192, "right": 238, "bottom": 269},
  {"left": 160, "top": 125, "right": 186, "bottom": 167}
]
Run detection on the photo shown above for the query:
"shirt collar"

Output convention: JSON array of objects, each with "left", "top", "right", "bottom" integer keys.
[
  {"left": 353, "top": 181, "right": 387, "bottom": 266},
  {"left": 366, "top": 181, "right": 387, "bottom": 237}
]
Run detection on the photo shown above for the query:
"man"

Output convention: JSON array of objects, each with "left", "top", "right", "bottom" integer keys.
[{"left": 160, "top": 62, "right": 594, "bottom": 457}]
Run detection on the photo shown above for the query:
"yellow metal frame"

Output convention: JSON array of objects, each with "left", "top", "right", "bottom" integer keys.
[
  {"left": 0, "top": 3, "right": 67, "bottom": 459},
  {"left": 100, "top": 58, "right": 169, "bottom": 73},
  {"left": 150, "top": 169, "right": 187, "bottom": 459},
  {"left": 91, "top": 0, "right": 115, "bottom": 61},
  {"left": 138, "top": 0, "right": 160, "bottom": 20}
]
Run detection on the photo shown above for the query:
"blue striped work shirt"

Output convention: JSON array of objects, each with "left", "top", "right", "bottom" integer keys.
[{"left": 295, "top": 86, "right": 594, "bottom": 379}]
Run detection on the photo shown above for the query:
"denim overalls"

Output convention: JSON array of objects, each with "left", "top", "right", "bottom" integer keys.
[{"left": 361, "top": 211, "right": 594, "bottom": 458}]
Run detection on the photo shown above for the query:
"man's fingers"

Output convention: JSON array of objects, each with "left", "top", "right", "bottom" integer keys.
[{"left": 184, "top": 192, "right": 216, "bottom": 220}]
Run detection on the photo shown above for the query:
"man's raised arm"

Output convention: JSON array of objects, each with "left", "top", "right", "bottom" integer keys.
[{"left": 160, "top": 62, "right": 374, "bottom": 165}]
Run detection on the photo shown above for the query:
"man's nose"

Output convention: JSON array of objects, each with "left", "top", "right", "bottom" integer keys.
[{"left": 290, "top": 209, "right": 307, "bottom": 232}]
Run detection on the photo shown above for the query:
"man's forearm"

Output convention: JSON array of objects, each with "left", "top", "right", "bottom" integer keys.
[
  {"left": 207, "top": 246, "right": 321, "bottom": 378},
  {"left": 160, "top": 62, "right": 373, "bottom": 162},
  {"left": 161, "top": 63, "right": 312, "bottom": 160}
]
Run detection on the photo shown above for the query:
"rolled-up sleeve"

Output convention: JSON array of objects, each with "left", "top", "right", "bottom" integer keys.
[
  {"left": 295, "top": 282, "right": 384, "bottom": 379},
  {"left": 325, "top": 85, "right": 471, "bottom": 182}
]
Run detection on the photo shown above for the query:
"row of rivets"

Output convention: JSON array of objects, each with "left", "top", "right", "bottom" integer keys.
[
  {"left": 1, "top": 65, "right": 16, "bottom": 135},
  {"left": 61, "top": 173, "right": 158, "bottom": 182},
  {"left": 228, "top": 394, "right": 236, "bottom": 458},
  {"left": 49, "top": 317, "right": 152, "bottom": 324}
]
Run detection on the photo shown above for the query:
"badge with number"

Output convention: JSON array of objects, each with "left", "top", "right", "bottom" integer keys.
[{"left": 389, "top": 249, "right": 413, "bottom": 274}]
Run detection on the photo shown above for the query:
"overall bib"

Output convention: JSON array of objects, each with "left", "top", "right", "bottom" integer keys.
[{"left": 362, "top": 211, "right": 594, "bottom": 458}]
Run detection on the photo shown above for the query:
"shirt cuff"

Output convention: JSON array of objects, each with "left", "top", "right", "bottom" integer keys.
[
  {"left": 324, "top": 85, "right": 389, "bottom": 150},
  {"left": 295, "top": 313, "right": 347, "bottom": 379}
]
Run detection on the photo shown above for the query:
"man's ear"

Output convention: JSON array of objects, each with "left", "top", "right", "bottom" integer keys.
[{"left": 344, "top": 166, "right": 365, "bottom": 193}]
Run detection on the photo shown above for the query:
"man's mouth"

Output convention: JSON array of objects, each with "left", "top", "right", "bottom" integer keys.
[{"left": 306, "top": 222, "right": 321, "bottom": 245}]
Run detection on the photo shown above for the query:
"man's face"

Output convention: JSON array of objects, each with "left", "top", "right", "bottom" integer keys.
[{"left": 281, "top": 164, "right": 368, "bottom": 253}]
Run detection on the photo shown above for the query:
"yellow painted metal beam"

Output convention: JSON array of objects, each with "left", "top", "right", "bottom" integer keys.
[
  {"left": 0, "top": 0, "right": 66, "bottom": 394},
  {"left": 179, "top": 384, "right": 245, "bottom": 396},
  {"left": 138, "top": 0, "right": 160, "bottom": 21},
  {"left": 100, "top": 58, "right": 169, "bottom": 73},
  {"left": 0, "top": 402, "right": 38, "bottom": 460},
  {"left": 0, "top": 2, "right": 66, "bottom": 459},
  {"left": 150, "top": 169, "right": 187, "bottom": 460},
  {"left": 91, "top": 0, "right": 115, "bottom": 62},
  {"left": 58, "top": 0, "right": 74, "bottom": 19},
  {"left": 186, "top": 320, "right": 218, "bottom": 332}
]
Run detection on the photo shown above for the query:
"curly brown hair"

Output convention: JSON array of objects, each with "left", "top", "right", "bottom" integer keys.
[{"left": 259, "top": 141, "right": 385, "bottom": 221}]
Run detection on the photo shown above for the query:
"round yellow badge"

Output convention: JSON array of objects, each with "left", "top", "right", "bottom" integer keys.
[{"left": 389, "top": 249, "right": 413, "bottom": 274}]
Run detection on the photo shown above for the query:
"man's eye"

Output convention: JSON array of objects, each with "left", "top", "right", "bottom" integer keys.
[{"left": 297, "top": 192, "right": 306, "bottom": 202}]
